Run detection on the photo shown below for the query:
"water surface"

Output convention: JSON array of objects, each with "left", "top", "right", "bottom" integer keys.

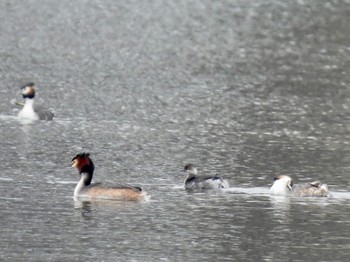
[{"left": 1, "top": 0, "right": 350, "bottom": 261}]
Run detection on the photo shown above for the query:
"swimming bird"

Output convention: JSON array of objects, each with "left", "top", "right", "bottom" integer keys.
[
  {"left": 18, "top": 82, "right": 54, "bottom": 120},
  {"left": 71, "top": 153, "right": 147, "bottom": 201},
  {"left": 270, "top": 175, "right": 330, "bottom": 197},
  {"left": 183, "top": 163, "right": 229, "bottom": 190}
]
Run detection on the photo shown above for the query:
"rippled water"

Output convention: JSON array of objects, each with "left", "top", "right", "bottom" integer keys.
[{"left": 1, "top": 0, "right": 350, "bottom": 261}]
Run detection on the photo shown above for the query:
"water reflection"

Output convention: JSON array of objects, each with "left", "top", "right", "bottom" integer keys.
[
  {"left": 1, "top": 0, "right": 350, "bottom": 261},
  {"left": 74, "top": 200, "right": 94, "bottom": 220},
  {"left": 269, "top": 195, "right": 292, "bottom": 222},
  {"left": 19, "top": 118, "right": 36, "bottom": 127}
]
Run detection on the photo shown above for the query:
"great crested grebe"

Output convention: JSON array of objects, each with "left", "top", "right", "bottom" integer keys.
[
  {"left": 18, "top": 82, "right": 54, "bottom": 120},
  {"left": 71, "top": 153, "right": 147, "bottom": 201},
  {"left": 183, "top": 163, "right": 229, "bottom": 190},
  {"left": 270, "top": 175, "right": 330, "bottom": 197}
]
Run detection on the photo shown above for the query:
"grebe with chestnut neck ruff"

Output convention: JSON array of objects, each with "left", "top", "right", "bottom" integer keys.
[
  {"left": 183, "top": 163, "right": 229, "bottom": 190},
  {"left": 71, "top": 153, "right": 147, "bottom": 201}
]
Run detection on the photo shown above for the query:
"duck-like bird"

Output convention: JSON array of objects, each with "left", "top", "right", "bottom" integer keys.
[
  {"left": 71, "top": 153, "right": 147, "bottom": 201},
  {"left": 18, "top": 82, "right": 54, "bottom": 120},
  {"left": 270, "top": 175, "right": 330, "bottom": 197},
  {"left": 183, "top": 163, "right": 229, "bottom": 190}
]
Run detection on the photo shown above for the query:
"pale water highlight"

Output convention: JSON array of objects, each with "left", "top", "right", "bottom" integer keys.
[{"left": 1, "top": 0, "right": 350, "bottom": 261}]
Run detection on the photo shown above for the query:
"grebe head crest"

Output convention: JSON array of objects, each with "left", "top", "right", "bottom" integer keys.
[
  {"left": 21, "top": 82, "right": 35, "bottom": 99},
  {"left": 71, "top": 152, "right": 94, "bottom": 174}
]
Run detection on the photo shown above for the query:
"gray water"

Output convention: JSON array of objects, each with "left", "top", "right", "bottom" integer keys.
[{"left": 1, "top": 0, "right": 350, "bottom": 261}]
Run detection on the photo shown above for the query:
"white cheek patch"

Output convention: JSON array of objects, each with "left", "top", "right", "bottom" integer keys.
[
  {"left": 72, "top": 160, "right": 78, "bottom": 168},
  {"left": 23, "top": 87, "right": 29, "bottom": 95}
]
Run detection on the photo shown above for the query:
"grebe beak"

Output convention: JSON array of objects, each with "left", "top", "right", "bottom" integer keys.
[
  {"left": 287, "top": 183, "right": 293, "bottom": 191},
  {"left": 15, "top": 101, "right": 25, "bottom": 106}
]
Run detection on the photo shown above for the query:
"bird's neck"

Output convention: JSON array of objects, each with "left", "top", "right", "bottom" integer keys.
[
  {"left": 74, "top": 172, "right": 93, "bottom": 196},
  {"left": 18, "top": 98, "right": 39, "bottom": 120},
  {"left": 185, "top": 172, "right": 196, "bottom": 184},
  {"left": 270, "top": 181, "right": 291, "bottom": 195},
  {"left": 23, "top": 98, "right": 35, "bottom": 109}
]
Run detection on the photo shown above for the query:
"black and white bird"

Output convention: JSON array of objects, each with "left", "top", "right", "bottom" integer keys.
[
  {"left": 18, "top": 82, "right": 54, "bottom": 120},
  {"left": 183, "top": 163, "right": 229, "bottom": 190}
]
